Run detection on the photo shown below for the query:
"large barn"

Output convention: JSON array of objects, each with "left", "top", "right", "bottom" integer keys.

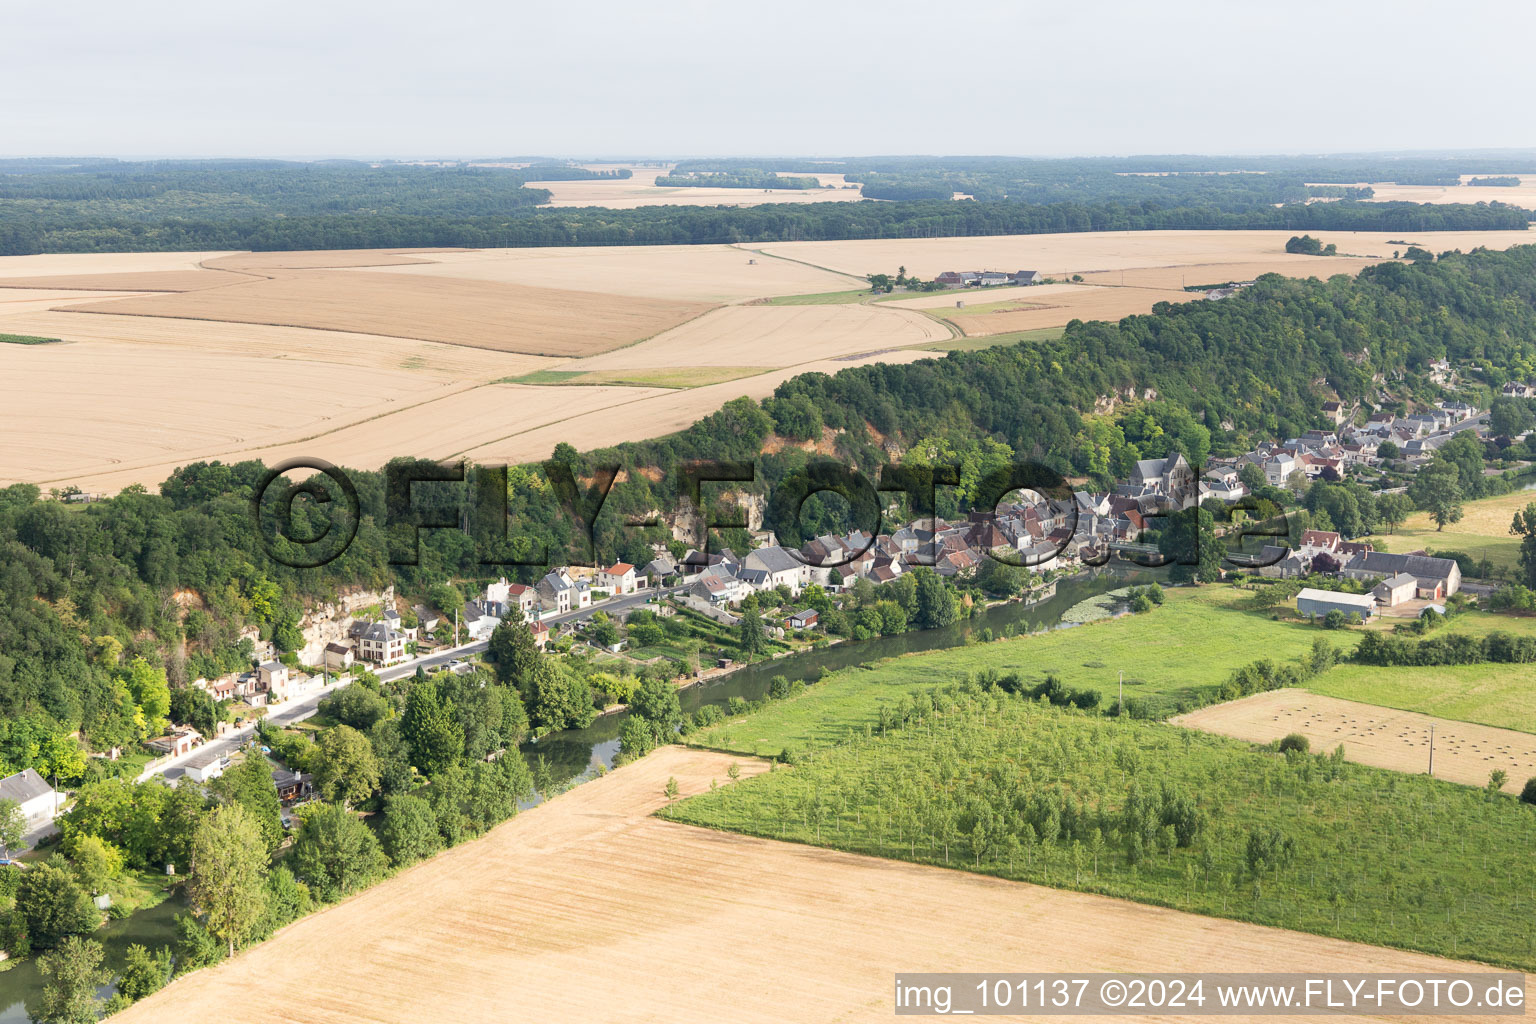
[{"left": 1295, "top": 588, "right": 1376, "bottom": 621}]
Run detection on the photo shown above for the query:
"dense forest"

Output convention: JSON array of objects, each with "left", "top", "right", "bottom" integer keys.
[
  {"left": 6, "top": 245, "right": 1536, "bottom": 775},
  {"left": 671, "top": 154, "right": 1536, "bottom": 203},
  {"left": 0, "top": 156, "right": 1530, "bottom": 255}
]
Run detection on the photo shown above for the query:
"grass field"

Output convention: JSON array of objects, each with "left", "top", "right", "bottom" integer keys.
[
  {"left": 108, "top": 746, "right": 1527, "bottom": 1024},
  {"left": 0, "top": 332, "right": 60, "bottom": 344},
  {"left": 758, "top": 288, "right": 873, "bottom": 305},
  {"left": 671, "top": 684, "right": 1536, "bottom": 970},
  {"left": 686, "top": 587, "right": 1338, "bottom": 756},
  {"left": 1363, "top": 488, "right": 1536, "bottom": 570},
  {"left": 1309, "top": 661, "right": 1536, "bottom": 734},
  {"left": 1175, "top": 690, "right": 1536, "bottom": 791}
]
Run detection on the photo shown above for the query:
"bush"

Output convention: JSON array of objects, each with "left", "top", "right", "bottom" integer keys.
[
  {"left": 1522, "top": 777, "right": 1536, "bottom": 806},
  {"left": 1278, "top": 733, "right": 1311, "bottom": 754}
]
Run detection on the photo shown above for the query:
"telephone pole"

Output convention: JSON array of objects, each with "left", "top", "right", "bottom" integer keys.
[{"left": 1428, "top": 724, "right": 1435, "bottom": 776}]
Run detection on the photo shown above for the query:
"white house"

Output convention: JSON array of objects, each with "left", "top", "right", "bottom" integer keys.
[
  {"left": 1373, "top": 573, "right": 1417, "bottom": 607},
  {"left": 537, "top": 570, "right": 588, "bottom": 614},
  {"left": 599, "top": 562, "right": 639, "bottom": 595},
  {"left": 743, "top": 546, "right": 810, "bottom": 595},
  {"left": 0, "top": 769, "right": 63, "bottom": 829},
  {"left": 181, "top": 749, "right": 229, "bottom": 785},
  {"left": 355, "top": 622, "right": 408, "bottom": 666},
  {"left": 1264, "top": 453, "right": 1299, "bottom": 487}
]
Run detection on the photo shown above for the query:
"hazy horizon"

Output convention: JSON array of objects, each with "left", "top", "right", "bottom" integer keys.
[{"left": 9, "top": 0, "right": 1534, "bottom": 159}]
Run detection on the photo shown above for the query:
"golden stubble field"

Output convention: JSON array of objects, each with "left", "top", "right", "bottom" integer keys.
[
  {"left": 107, "top": 746, "right": 1525, "bottom": 1024},
  {"left": 1174, "top": 690, "right": 1536, "bottom": 792},
  {"left": 65, "top": 269, "right": 715, "bottom": 357},
  {"left": 5, "top": 226, "right": 1531, "bottom": 493},
  {"left": 753, "top": 227, "right": 1535, "bottom": 281},
  {"left": 883, "top": 282, "right": 1201, "bottom": 336},
  {"left": 1316, "top": 177, "right": 1536, "bottom": 211}
]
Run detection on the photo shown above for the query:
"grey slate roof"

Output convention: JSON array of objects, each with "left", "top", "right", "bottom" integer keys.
[
  {"left": 0, "top": 768, "right": 53, "bottom": 806},
  {"left": 747, "top": 545, "right": 803, "bottom": 574},
  {"left": 1352, "top": 551, "right": 1457, "bottom": 579}
]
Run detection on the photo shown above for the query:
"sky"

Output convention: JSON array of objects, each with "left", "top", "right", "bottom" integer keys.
[{"left": 7, "top": 0, "right": 1535, "bottom": 159}]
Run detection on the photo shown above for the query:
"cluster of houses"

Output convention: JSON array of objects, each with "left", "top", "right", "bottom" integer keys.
[
  {"left": 1221, "top": 398, "right": 1481, "bottom": 488},
  {"left": 1262, "top": 529, "right": 1462, "bottom": 599},
  {"left": 933, "top": 269, "right": 1046, "bottom": 288},
  {"left": 1294, "top": 548, "right": 1463, "bottom": 622},
  {"left": 652, "top": 452, "right": 1213, "bottom": 619}
]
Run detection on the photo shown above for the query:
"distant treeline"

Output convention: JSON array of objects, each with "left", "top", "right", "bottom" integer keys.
[
  {"left": 0, "top": 199, "right": 1526, "bottom": 256},
  {"left": 654, "top": 170, "right": 821, "bottom": 190},
  {"left": 672, "top": 154, "right": 1536, "bottom": 204},
  {"left": 1470, "top": 176, "right": 1522, "bottom": 187}
]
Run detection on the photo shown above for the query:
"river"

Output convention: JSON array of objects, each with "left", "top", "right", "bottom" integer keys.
[{"left": 521, "top": 570, "right": 1140, "bottom": 790}]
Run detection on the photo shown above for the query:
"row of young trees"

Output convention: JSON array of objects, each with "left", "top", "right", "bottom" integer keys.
[{"left": 665, "top": 674, "right": 1536, "bottom": 967}]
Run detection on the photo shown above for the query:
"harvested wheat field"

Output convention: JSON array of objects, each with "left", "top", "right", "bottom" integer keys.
[
  {"left": 887, "top": 283, "right": 1198, "bottom": 336},
  {"left": 64, "top": 270, "right": 714, "bottom": 357},
  {"left": 754, "top": 228, "right": 1535, "bottom": 282},
  {"left": 1174, "top": 690, "right": 1536, "bottom": 793},
  {"left": 0, "top": 251, "right": 236, "bottom": 278},
  {"left": 109, "top": 746, "right": 1525, "bottom": 1024},
  {"left": 1075, "top": 257, "right": 1378, "bottom": 289},
  {"left": 350, "top": 243, "right": 865, "bottom": 302},
  {"left": 0, "top": 335, "right": 469, "bottom": 483},
  {"left": 0, "top": 307, "right": 558, "bottom": 490},
  {"left": 566, "top": 302, "right": 950, "bottom": 370},
  {"left": 0, "top": 310, "right": 544, "bottom": 377},
  {"left": 1319, "top": 178, "right": 1536, "bottom": 212},
  {"left": 200, "top": 248, "right": 469, "bottom": 272},
  {"left": 455, "top": 350, "right": 937, "bottom": 467},
  {"left": 0, "top": 289, "right": 163, "bottom": 316},
  {"left": 0, "top": 269, "right": 248, "bottom": 292}
]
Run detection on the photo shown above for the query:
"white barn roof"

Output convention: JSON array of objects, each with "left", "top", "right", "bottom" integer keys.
[{"left": 1296, "top": 588, "right": 1374, "bottom": 610}]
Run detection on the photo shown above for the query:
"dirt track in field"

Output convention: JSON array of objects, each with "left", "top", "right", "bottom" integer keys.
[
  {"left": 1174, "top": 690, "right": 1536, "bottom": 792},
  {"left": 109, "top": 746, "right": 1525, "bottom": 1024}
]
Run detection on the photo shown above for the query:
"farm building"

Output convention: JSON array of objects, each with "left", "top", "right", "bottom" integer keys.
[
  {"left": 1342, "top": 551, "right": 1460, "bottom": 598},
  {"left": 1295, "top": 588, "right": 1375, "bottom": 621},
  {"left": 0, "top": 768, "right": 62, "bottom": 827},
  {"left": 1372, "top": 573, "right": 1417, "bottom": 607}
]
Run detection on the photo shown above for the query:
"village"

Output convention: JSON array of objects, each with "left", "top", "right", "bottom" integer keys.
[{"left": 0, "top": 371, "right": 1513, "bottom": 875}]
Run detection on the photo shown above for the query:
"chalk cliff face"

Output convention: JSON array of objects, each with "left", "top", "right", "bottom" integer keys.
[{"left": 296, "top": 585, "right": 395, "bottom": 665}]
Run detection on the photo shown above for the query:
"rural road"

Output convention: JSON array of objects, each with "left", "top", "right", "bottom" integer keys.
[{"left": 142, "top": 584, "right": 683, "bottom": 783}]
